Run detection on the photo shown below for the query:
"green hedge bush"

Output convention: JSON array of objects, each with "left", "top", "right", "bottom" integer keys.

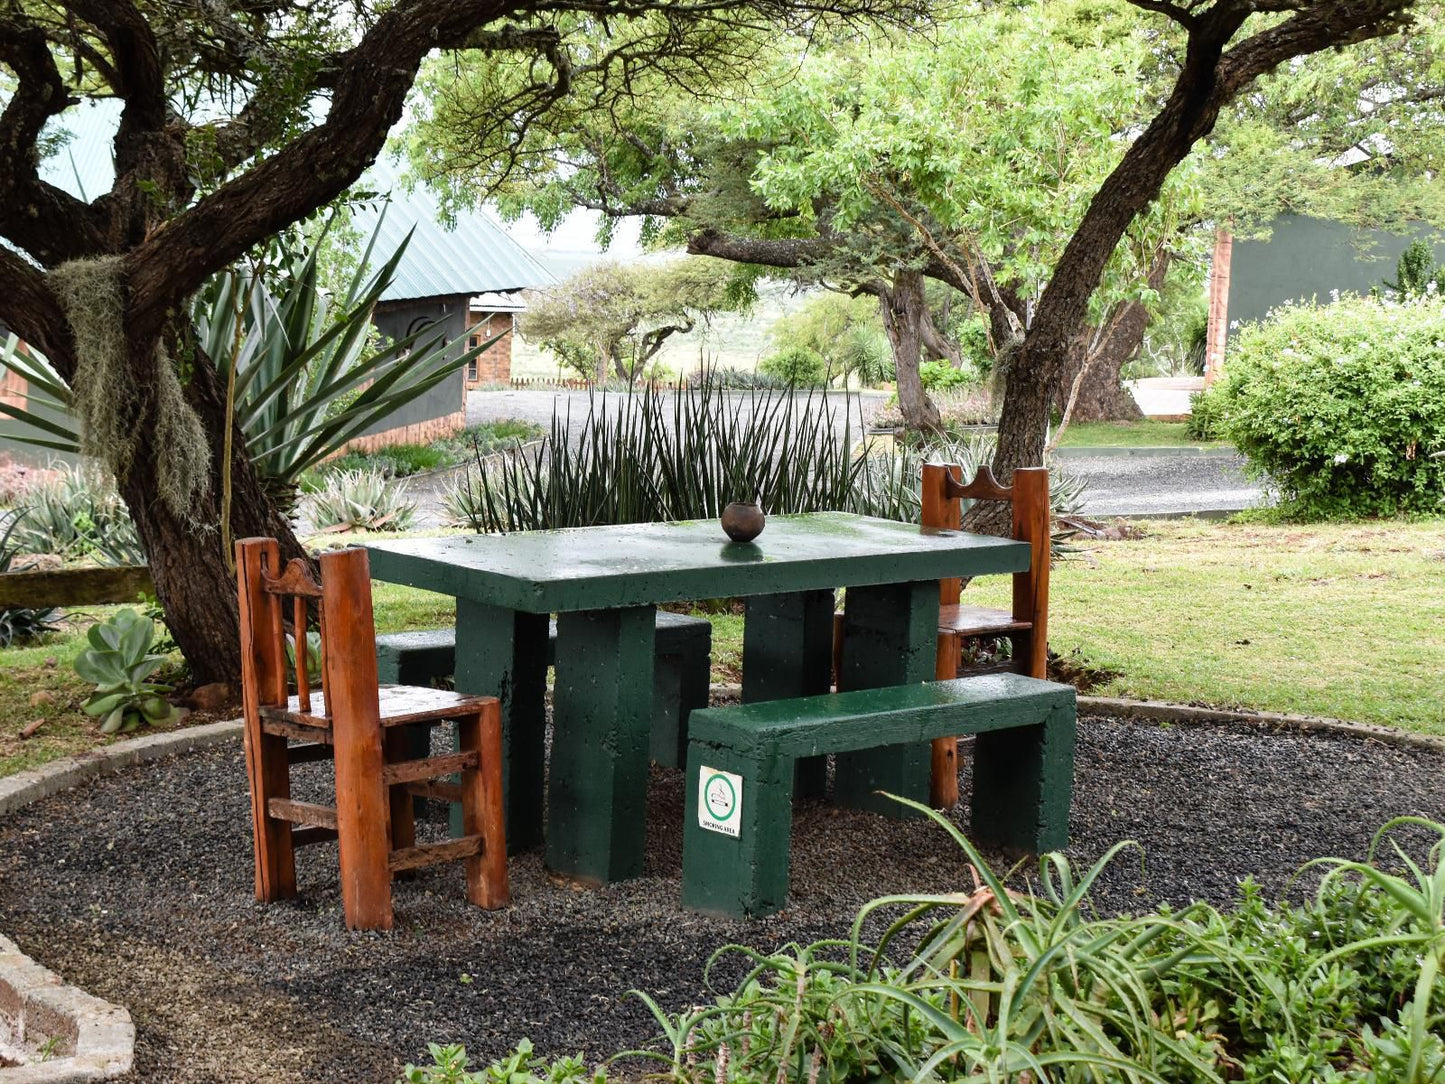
[
  {"left": 758, "top": 345, "right": 828, "bottom": 387},
  {"left": 1215, "top": 296, "right": 1445, "bottom": 518}
]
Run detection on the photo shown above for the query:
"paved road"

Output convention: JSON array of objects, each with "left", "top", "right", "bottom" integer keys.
[
  {"left": 1056, "top": 451, "right": 1264, "bottom": 518},
  {"left": 464, "top": 390, "right": 1265, "bottom": 520}
]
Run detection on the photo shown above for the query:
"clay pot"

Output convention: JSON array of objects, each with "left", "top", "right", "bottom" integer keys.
[{"left": 720, "top": 501, "right": 766, "bottom": 543}]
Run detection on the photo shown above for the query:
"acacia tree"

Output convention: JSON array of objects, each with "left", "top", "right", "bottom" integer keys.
[
  {"left": 0, "top": 0, "right": 912, "bottom": 682},
  {"left": 520, "top": 258, "right": 747, "bottom": 382},
  {"left": 411, "top": 1, "right": 1191, "bottom": 430},
  {"left": 412, "top": 0, "right": 1424, "bottom": 469}
]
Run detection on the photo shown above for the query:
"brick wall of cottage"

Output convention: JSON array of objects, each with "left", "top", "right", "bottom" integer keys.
[{"left": 462, "top": 312, "right": 516, "bottom": 390}]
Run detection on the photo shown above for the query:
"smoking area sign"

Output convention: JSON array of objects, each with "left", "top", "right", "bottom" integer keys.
[{"left": 698, "top": 767, "right": 743, "bottom": 837}]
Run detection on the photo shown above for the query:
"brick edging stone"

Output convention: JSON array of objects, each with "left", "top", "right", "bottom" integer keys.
[{"left": 0, "top": 718, "right": 241, "bottom": 1081}]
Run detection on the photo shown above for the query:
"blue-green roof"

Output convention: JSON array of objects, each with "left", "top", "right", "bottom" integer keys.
[{"left": 38, "top": 101, "right": 555, "bottom": 301}]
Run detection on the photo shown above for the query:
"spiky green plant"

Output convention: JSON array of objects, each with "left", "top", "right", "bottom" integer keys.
[
  {"left": 11, "top": 463, "right": 143, "bottom": 565},
  {"left": 304, "top": 468, "right": 417, "bottom": 533},
  {"left": 0, "top": 218, "right": 499, "bottom": 511}
]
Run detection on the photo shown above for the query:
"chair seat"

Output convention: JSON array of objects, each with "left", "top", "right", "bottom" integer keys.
[
  {"left": 260, "top": 684, "right": 494, "bottom": 730},
  {"left": 939, "top": 604, "right": 1032, "bottom": 638}
]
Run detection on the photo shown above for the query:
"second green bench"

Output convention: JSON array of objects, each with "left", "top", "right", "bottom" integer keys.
[
  {"left": 376, "top": 610, "right": 713, "bottom": 768},
  {"left": 681, "top": 672, "right": 1076, "bottom": 918}
]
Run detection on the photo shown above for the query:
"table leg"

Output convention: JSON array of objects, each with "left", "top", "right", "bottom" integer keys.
[
  {"left": 549, "top": 605, "right": 656, "bottom": 882},
  {"left": 833, "top": 580, "right": 937, "bottom": 816},
  {"left": 742, "top": 590, "right": 835, "bottom": 798},
  {"left": 455, "top": 601, "right": 549, "bottom": 853}
]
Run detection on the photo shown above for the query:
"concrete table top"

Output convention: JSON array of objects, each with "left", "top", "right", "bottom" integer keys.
[{"left": 365, "top": 512, "right": 1030, "bottom": 613}]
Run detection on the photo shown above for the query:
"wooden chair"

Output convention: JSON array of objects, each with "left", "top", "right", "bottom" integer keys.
[
  {"left": 921, "top": 463, "right": 1051, "bottom": 809},
  {"left": 235, "top": 538, "right": 509, "bottom": 930}
]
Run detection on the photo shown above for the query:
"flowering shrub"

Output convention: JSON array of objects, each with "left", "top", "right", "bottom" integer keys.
[{"left": 1213, "top": 295, "right": 1445, "bottom": 518}]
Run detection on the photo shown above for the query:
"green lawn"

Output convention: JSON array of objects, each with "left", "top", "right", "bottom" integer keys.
[
  {"left": 5, "top": 517, "right": 1443, "bottom": 777},
  {"left": 1055, "top": 420, "right": 1227, "bottom": 448}
]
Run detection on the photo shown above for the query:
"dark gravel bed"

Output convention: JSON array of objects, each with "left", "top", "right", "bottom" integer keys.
[{"left": 2, "top": 714, "right": 1442, "bottom": 1083}]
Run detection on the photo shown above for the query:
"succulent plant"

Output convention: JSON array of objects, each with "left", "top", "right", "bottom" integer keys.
[{"left": 74, "top": 608, "right": 178, "bottom": 733}]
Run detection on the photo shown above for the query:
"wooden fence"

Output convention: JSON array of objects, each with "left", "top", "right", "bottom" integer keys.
[{"left": 0, "top": 565, "right": 154, "bottom": 608}]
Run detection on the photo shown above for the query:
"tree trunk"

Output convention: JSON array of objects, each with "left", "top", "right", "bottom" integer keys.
[
  {"left": 119, "top": 324, "right": 306, "bottom": 685},
  {"left": 879, "top": 269, "right": 941, "bottom": 430},
  {"left": 1052, "top": 321, "right": 1145, "bottom": 424}
]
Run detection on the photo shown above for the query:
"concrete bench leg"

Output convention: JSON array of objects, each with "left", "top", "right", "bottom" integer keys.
[
  {"left": 970, "top": 700, "right": 1077, "bottom": 852},
  {"left": 455, "top": 602, "right": 550, "bottom": 853},
  {"left": 682, "top": 743, "right": 795, "bottom": 919},
  {"left": 549, "top": 606, "right": 656, "bottom": 882},
  {"left": 834, "top": 581, "right": 937, "bottom": 815}
]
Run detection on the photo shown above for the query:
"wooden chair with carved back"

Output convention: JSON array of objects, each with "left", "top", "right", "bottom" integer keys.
[
  {"left": 235, "top": 538, "right": 509, "bottom": 931},
  {"left": 921, "top": 463, "right": 1050, "bottom": 809}
]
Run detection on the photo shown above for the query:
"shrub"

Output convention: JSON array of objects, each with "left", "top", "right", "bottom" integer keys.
[
  {"left": 303, "top": 468, "right": 417, "bottom": 533},
  {"left": 1215, "top": 296, "right": 1445, "bottom": 518},
  {"left": 758, "top": 345, "right": 828, "bottom": 387},
  {"left": 686, "top": 366, "right": 794, "bottom": 391},
  {"left": 0, "top": 511, "right": 62, "bottom": 647},
  {"left": 917, "top": 359, "right": 975, "bottom": 391},
  {"left": 1185, "top": 384, "right": 1227, "bottom": 441},
  {"left": 75, "top": 608, "right": 178, "bottom": 733},
  {"left": 12, "top": 464, "right": 143, "bottom": 565}
]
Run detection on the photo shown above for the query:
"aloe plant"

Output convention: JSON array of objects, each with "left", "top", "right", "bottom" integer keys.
[
  {"left": 75, "top": 608, "right": 178, "bottom": 733},
  {"left": 0, "top": 215, "right": 500, "bottom": 507}
]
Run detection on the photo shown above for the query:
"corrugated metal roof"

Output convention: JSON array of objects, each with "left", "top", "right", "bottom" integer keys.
[
  {"left": 352, "top": 157, "right": 556, "bottom": 301},
  {"left": 36, "top": 101, "right": 555, "bottom": 299}
]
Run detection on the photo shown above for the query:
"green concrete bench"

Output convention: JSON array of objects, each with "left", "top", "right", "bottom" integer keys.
[
  {"left": 681, "top": 672, "right": 1076, "bottom": 918},
  {"left": 376, "top": 610, "right": 712, "bottom": 768}
]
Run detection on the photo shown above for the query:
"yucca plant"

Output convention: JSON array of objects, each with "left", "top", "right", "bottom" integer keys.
[
  {"left": 0, "top": 216, "right": 500, "bottom": 511},
  {"left": 304, "top": 467, "right": 417, "bottom": 533},
  {"left": 446, "top": 384, "right": 869, "bottom": 532},
  {"left": 11, "top": 462, "right": 144, "bottom": 565}
]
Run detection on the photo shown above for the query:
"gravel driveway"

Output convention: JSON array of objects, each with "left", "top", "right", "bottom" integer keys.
[{"left": 1, "top": 713, "right": 1439, "bottom": 1083}]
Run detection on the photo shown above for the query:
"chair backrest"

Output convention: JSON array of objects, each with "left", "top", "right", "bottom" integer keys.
[
  {"left": 920, "top": 463, "right": 1050, "bottom": 677},
  {"left": 235, "top": 538, "right": 380, "bottom": 718}
]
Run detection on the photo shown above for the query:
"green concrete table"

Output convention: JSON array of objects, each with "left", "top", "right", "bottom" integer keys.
[{"left": 366, "top": 513, "right": 1030, "bottom": 883}]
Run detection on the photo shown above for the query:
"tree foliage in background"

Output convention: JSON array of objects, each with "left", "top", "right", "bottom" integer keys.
[
  {"left": 767, "top": 293, "right": 894, "bottom": 387},
  {"left": 520, "top": 259, "right": 750, "bottom": 384},
  {"left": 0, "top": 0, "right": 919, "bottom": 680}
]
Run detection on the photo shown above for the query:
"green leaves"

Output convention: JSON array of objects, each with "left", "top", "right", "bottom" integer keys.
[
  {"left": 1212, "top": 295, "right": 1445, "bottom": 519},
  {"left": 74, "top": 608, "right": 177, "bottom": 735}
]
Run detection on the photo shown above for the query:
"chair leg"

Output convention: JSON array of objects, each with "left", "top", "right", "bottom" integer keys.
[
  {"left": 246, "top": 726, "right": 298, "bottom": 901},
  {"left": 459, "top": 702, "right": 510, "bottom": 909},
  {"left": 333, "top": 712, "right": 394, "bottom": 931},
  {"left": 930, "top": 630, "right": 961, "bottom": 810}
]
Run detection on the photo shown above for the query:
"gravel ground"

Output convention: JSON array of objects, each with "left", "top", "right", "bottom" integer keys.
[{"left": 2, "top": 714, "right": 1440, "bottom": 1084}]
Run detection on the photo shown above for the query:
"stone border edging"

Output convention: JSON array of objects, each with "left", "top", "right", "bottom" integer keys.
[
  {"left": 1054, "top": 445, "right": 1238, "bottom": 459},
  {"left": 1077, "top": 695, "right": 1445, "bottom": 752},
  {"left": 0, "top": 719, "right": 242, "bottom": 818},
  {"left": 1, "top": 719, "right": 242, "bottom": 1081}
]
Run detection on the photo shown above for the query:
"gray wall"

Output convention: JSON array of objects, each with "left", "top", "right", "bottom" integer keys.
[
  {"left": 1229, "top": 214, "right": 1445, "bottom": 335},
  {"left": 367, "top": 296, "right": 470, "bottom": 436}
]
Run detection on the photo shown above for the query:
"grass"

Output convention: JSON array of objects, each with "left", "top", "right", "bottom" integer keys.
[
  {"left": 1055, "top": 420, "right": 1227, "bottom": 448},
  {"left": 5, "top": 516, "right": 1442, "bottom": 778}
]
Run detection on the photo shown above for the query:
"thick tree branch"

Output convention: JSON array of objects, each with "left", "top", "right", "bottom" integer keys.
[
  {"left": 0, "top": 17, "right": 107, "bottom": 262},
  {"left": 0, "top": 248, "right": 71, "bottom": 371}
]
